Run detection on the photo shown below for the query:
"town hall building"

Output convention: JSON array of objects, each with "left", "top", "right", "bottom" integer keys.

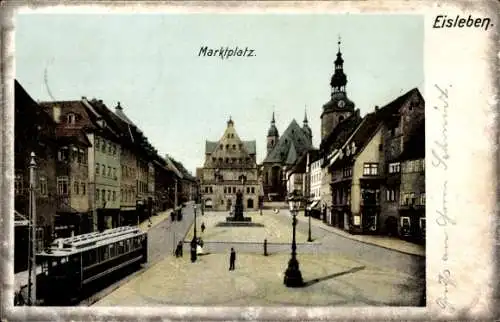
[{"left": 198, "top": 117, "right": 261, "bottom": 211}]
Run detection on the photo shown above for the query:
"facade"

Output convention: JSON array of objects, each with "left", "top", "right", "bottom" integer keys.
[
  {"left": 14, "top": 80, "right": 58, "bottom": 249},
  {"left": 39, "top": 99, "right": 94, "bottom": 237},
  {"left": 329, "top": 88, "right": 425, "bottom": 236},
  {"left": 200, "top": 118, "right": 260, "bottom": 211},
  {"left": 262, "top": 114, "right": 313, "bottom": 201},
  {"left": 393, "top": 120, "right": 425, "bottom": 242}
]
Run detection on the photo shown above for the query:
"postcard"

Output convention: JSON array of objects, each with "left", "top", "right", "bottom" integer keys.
[{"left": 1, "top": 1, "right": 498, "bottom": 321}]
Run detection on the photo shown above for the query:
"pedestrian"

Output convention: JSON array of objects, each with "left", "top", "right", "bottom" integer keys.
[
  {"left": 201, "top": 222, "right": 206, "bottom": 233},
  {"left": 263, "top": 238, "right": 268, "bottom": 256},
  {"left": 229, "top": 247, "right": 236, "bottom": 271},
  {"left": 176, "top": 241, "right": 183, "bottom": 257},
  {"left": 198, "top": 237, "right": 204, "bottom": 248}
]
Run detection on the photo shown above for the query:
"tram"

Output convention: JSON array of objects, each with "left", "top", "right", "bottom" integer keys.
[{"left": 34, "top": 226, "right": 147, "bottom": 305}]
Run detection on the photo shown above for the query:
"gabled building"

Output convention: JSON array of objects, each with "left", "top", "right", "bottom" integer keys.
[
  {"left": 262, "top": 114, "right": 313, "bottom": 201},
  {"left": 328, "top": 88, "right": 425, "bottom": 235},
  {"left": 200, "top": 117, "right": 259, "bottom": 211},
  {"left": 14, "top": 80, "right": 58, "bottom": 250},
  {"left": 397, "top": 120, "right": 425, "bottom": 242}
]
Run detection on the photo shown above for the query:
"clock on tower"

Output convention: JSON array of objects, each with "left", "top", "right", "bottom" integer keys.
[{"left": 337, "top": 100, "right": 346, "bottom": 108}]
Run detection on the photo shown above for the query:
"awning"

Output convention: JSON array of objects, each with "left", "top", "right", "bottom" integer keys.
[{"left": 307, "top": 200, "right": 320, "bottom": 210}]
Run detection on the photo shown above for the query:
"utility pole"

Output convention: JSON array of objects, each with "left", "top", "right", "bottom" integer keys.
[{"left": 28, "top": 152, "right": 37, "bottom": 306}]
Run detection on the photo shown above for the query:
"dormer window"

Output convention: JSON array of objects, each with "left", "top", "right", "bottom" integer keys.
[{"left": 67, "top": 113, "right": 76, "bottom": 124}]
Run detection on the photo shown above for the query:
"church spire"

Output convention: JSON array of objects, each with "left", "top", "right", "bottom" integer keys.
[
  {"left": 271, "top": 111, "right": 276, "bottom": 125},
  {"left": 303, "top": 108, "right": 308, "bottom": 124},
  {"left": 330, "top": 35, "right": 347, "bottom": 94}
]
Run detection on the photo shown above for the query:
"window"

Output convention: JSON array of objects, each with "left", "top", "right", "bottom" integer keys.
[
  {"left": 386, "top": 188, "right": 397, "bottom": 202},
  {"left": 221, "top": 199, "right": 224, "bottom": 205},
  {"left": 96, "top": 163, "right": 100, "bottom": 175},
  {"left": 113, "top": 168, "right": 117, "bottom": 180},
  {"left": 108, "top": 143, "right": 112, "bottom": 154},
  {"left": 400, "top": 192, "right": 416, "bottom": 206},
  {"left": 112, "top": 191, "right": 116, "bottom": 201},
  {"left": 232, "top": 144, "right": 236, "bottom": 150},
  {"left": 15, "top": 174, "right": 23, "bottom": 195},
  {"left": 39, "top": 176, "right": 47, "bottom": 196},
  {"left": 388, "top": 162, "right": 401, "bottom": 174},
  {"left": 225, "top": 144, "right": 229, "bottom": 150},
  {"left": 363, "top": 163, "right": 378, "bottom": 176},
  {"left": 73, "top": 181, "right": 79, "bottom": 195},
  {"left": 101, "top": 189, "right": 106, "bottom": 202},
  {"left": 343, "top": 167, "right": 352, "bottom": 177},
  {"left": 419, "top": 193, "right": 426, "bottom": 205},
  {"left": 251, "top": 187, "right": 255, "bottom": 193},
  {"left": 81, "top": 182, "right": 86, "bottom": 195},
  {"left": 378, "top": 144, "right": 383, "bottom": 151},
  {"left": 58, "top": 147, "right": 69, "bottom": 161},
  {"left": 67, "top": 113, "right": 76, "bottom": 124},
  {"left": 57, "top": 176, "right": 69, "bottom": 195},
  {"left": 224, "top": 187, "right": 227, "bottom": 194},
  {"left": 108, "top": 166, "right": 112, "bottom": 177},
  {"left": 102, "top": 164, "right": 106, "bottom": 176},
  {"left": 246, "top": 187, "right": 250, "bottom": 194},
  {"left": 102, "top": 140, "right": 107, "bottom": 153},
  {"left": 96, "top": 189, "right": 100, "bottom": 200},
  {"left": 78, "top": 149, "right": 85, "bottom": 164},
  {"left": 108, "top": 190, "right": 111, "bottom": 201}
]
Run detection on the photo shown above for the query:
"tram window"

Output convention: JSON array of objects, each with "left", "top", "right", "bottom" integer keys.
[
  {"left": 99, "top": 247, "right": 105, "bottom": 261},
  {"left": 109, "top": 244, "right": 115, "bottom": 258},
  {"left": 42, "top": 259, "right": 49, "bottom": 273},
  {"left": 124, "top": 239, "right": 129, "bottom": 252},
  {"left": 118, "top": 241, "right": 125, "bottom": 254},
  {"left": 104, "top": 246, "right": 110, "bottom": 260}
]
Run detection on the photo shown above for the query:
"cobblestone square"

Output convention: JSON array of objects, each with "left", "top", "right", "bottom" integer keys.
[{"left": 93, "top": 252, "right": 423, "bottom": 306}]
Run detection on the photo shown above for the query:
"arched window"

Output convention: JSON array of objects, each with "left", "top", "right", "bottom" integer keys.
[{"left": 67, "top": 113, "right": 76, "bottom": 124}]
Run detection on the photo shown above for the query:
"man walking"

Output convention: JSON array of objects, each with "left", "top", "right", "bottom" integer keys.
[{"left": 229, "top": 247, "right": 236, "bottom": 271}]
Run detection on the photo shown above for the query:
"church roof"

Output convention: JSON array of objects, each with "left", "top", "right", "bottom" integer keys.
[
  {"left": 263, "top": 119, "right": 313, "bottom": 164},
  {"left": 285, "top": 141, "right": 298, "bottom": 165},
  {"left": 205, "top": 140, "right": 256, "bottom": 155}
]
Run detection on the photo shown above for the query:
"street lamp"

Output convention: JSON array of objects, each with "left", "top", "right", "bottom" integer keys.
[
  {"left": 190, "top": 204, "right": 198, "bottom": 262},
  {"left": 306, "top": 197, "right": 313, "bottom": 242},
  {"left": 284, "top": 191, "right": 304, "bottom": 287}
]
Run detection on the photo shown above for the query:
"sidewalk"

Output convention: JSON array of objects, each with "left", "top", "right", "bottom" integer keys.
[
  {"left": 294, "top": 210, "right": 425, "bottom": 257},
  {"left": 138, "top": 208, "right": 174, "bottom": 232}
]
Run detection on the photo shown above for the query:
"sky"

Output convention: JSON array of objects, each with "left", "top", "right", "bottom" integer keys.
[{"left": 16, "top": 13, "right": 423, "bottom": 175}]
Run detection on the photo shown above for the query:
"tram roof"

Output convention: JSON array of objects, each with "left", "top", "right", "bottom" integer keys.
[{"left": 38, "top": 226, "right": 145, "bottom": 257}]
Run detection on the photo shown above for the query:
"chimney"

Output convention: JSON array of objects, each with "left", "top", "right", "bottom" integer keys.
[
  {"left": 116, "top": 102, "right": 122, "bottom": 111},
  {"left": 81, "top": 96, "right": 87, "bottom": 101},
  {"left": 52, "top": 104, "right": 61, "bottom": 123},
  {"left": 375, "top": 105, "right": 379, "bottom": 112}
]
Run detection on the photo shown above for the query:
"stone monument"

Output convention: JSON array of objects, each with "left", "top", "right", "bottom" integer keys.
[{"left": 226, "top": 190, "right": 252, "bottom": 222}]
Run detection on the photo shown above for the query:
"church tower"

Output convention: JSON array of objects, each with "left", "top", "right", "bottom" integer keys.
[
  {"left": 267, "top": 112, "right": 279, "bottom": 154},
  {"left": 321, "top": 37, "right": 355, "bottom": 141},
  {"left": 302, "top": 110, "right": 312, "bottom": 144}
]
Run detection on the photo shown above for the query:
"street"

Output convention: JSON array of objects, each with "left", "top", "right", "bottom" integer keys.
[{"left": 92, "top": 203, "right": 425, "bottom": 306}]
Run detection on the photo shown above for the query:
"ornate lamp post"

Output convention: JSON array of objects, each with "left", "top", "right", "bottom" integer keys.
[
  {"left": 190, "top": 204, "right": 198, "bottom": 262},
  {"left": 306, "top": 196, "right": 313, "bottom": 242},
  {"left": 284, "top": 190, "right": 304, "bottom": 287}
]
